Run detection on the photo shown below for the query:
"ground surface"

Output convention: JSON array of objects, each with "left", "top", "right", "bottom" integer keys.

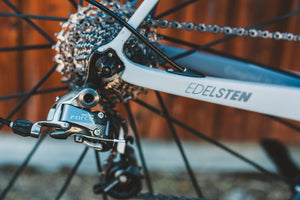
[
  {"left": 0, "top": 165, "right": 291, "bottom": 200},
  {"left": 0, "top": 135, "right": 298, "bottom": 199}
]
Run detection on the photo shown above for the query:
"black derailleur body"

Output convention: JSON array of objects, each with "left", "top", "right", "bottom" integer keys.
[{"left": 87, "top": 48, "right": 125, "bottom": 86}]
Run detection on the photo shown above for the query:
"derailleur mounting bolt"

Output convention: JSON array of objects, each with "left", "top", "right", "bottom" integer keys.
[
  {"left": 98, "top": 112, "right": 105, "bottom": 119},
  {"left": 102, "top": 67, "right": 111, "bottom": 76}
]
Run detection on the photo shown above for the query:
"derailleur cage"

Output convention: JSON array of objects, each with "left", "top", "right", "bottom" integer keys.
[{"left": 93, "top": 145, "right": 142, "bottom": 199}]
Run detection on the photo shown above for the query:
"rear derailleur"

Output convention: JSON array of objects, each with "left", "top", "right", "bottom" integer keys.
[{"left": 3, "top": 86, "right": 142, "bottom": 199}]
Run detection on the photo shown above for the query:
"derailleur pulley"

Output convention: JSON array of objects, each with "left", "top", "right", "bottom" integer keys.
[{"left": 94, "top": 145, "right": 142, "bottom": 199}]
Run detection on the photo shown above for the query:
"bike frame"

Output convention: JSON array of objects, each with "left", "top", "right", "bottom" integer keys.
[
  {"left": 120, "top": 51, "right": 300, "bottom": 121},
  {"left": 92, "top": 0, "right": 300, "bottom": 121}
]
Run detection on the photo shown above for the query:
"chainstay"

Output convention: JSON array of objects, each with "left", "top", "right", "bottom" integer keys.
[
  {"left": 136, "top": 193, "right": 207, "bottom": 200},
  {"left": 146, "top": 19, "right": 300, "bottom": 42}
]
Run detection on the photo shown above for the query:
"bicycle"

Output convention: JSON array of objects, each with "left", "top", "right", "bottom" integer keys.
[{"left": 0, "top": 0, "right": 299, "bottom": 199}]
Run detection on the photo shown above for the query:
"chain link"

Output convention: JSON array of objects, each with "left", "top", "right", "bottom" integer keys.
[
  {"left": 146, "top": 19, "right": 300, "bottom": 42},
  {"left": 136, "top": 192, "right": 206, "bottom": 200}
]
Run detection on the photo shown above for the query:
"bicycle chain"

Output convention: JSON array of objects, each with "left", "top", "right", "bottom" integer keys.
[
  {"left": 136, "top": 192, "right": 206, "bottom": 200},
  {"left": 146, "top": 19, "right": 300, "bottom": 42}
]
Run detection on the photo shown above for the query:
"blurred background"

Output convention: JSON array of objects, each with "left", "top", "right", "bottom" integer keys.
[
  {"left": 0, "top": 0, "right": 300, "bottom": 142},
  {"left": 0, "top": 0, "right": 300, "bottom": 199}
]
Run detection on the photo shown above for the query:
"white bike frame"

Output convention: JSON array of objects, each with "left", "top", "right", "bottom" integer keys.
[{"left": 93, "top": 0, "right": 300, "bottom": 121}]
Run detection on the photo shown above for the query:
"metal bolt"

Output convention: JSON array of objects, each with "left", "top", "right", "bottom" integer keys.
[
  {"left": 249, "top": 29, "right": 258, "bottom": 37},
  {"left": 158, "top": 20, "right": 169, "bottom": 28},
  {"left": 286, "top": 33, "right": 294, "bottom": 41},
  {"left": 236, "top": 27, "right": 245, "bottom": 36},
  {"left": 273, "top": 32, "right": 282, "bottom": 40},
  {"left": 94, "top": 128, "right": 101, "bottom": 136},
  {"left": 223, "top": 26, "right": 232, "bottom": 35},
  {"left": 211, "top": 25, "right": 220, "bottom": 33},
  {"left": 55, "top": 96, "right": 60, "bottom": 102},
  {"left": 183, "top": 22, "right": 194, "bottom": 31},
  {"left": 197, "top": 23, "right": 206, "bottom": 32},
  {"left": 119, "top": 175, "right": 127, "bottom": 183},
  {"left": 62, "top": 122, "right": 70, "bottom": 129},
  {"left": 261, "top": 30, "right": 269, "bottom": 39},
  {"left": 102, "top": 67, "right": 111, "bottom": 76},
  {"left": 171, "top": 21, "right": 182, "bottom": 29},
  {"left": 98, "top": 112, "right": 105, "bottom": 119},
  {"left": 74, "top": 135, "right": 83, "bottom": 143}
]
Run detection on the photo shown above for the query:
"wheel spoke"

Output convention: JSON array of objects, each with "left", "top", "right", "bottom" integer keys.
[
  {"left": 0, "top": 44, "right": 52, "bottom": 52},
  {"left": 55, "top": 146, "right": 89, "bottom": 200},
  {"left": 0, "top": 64, "right": 57, "bottom": 130},
  {"left": 0, "top": 12, "right": 68, "bottom": 21},
  {"left": 172, "top": 9, "right": 300, "bottom": 61},
  {"left": 155, "top": 92, "right": 204, "bottom": 198},
  {"left": 0, "top": 134, "right": 46, "bottom": 199},
  {"left": 94, "top": 150, "right": 102, "bottom": 172},
  {"left": 267, "top": 115, "right": 300, "bottom": 133},
  {"left": 68, "top": 0, "right": 77, "bottom": 9},
  {"left": 154, "top": 0, "right": 199, "bottom": 19},
  {"left": 133, "top": 99, "right": 291, "bottom": 185},
  {"left": 94, "top": 150, "right": 108, "bottom": 200},
  {"left": 0, "top": 86, "right": 68, "bottom": 101},
  {"left": 2, "top": 0, "right": 56, "bottom": 44},
  {"left": 124, "top": 102, "right": 154, "bottom": 194}
]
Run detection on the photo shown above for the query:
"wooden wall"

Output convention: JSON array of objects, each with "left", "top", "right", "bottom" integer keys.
[{"left": 0, "top": 0, "right": 300, "bottom": 143}]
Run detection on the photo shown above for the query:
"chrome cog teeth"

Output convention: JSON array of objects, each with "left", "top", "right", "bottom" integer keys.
[{"left": 53, "top": 0, "right": 160, "bottom": 105}]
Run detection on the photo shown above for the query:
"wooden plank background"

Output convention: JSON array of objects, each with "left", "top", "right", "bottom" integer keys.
[{"left": 0, "top": 0, "right": 299, "bottom": 143}]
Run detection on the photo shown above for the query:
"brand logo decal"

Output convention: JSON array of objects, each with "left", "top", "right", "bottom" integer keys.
[
  {"left": 70, "top": 114, "right": 93, "bottom": 121},
  {"left": 185, "top": 83, "right": 252, "bottom": 102}
]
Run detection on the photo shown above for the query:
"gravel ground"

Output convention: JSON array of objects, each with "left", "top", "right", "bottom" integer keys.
[{"left": 0, "top": 165, "right": 291, "bottom": 200}]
